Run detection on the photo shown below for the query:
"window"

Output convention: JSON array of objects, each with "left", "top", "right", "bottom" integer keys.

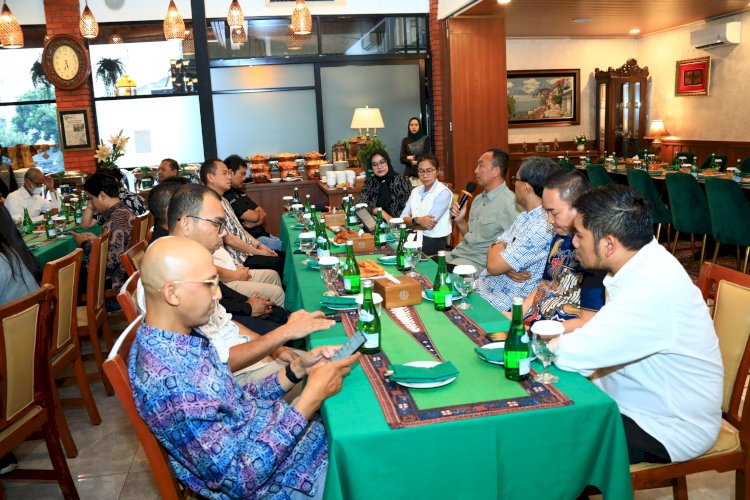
[{"left": 207, "top": 18, "right": 319, "bottom": 60}]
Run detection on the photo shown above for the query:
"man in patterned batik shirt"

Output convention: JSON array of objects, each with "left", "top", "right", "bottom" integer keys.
[
  {"left": 130, "top": 236, "right": 360, "bottom": 499},
  {"left": 475, "top": 157, "right": 558, "bottom": 312},
  {"left": 508, "top": 169, "right": 607, "bottom": 332}
]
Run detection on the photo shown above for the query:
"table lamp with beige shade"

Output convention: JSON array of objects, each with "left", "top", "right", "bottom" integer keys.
[
  {"left": 351, "top": 106, "right": 385, "bottom": 139},
  {"left": 644, "top": 119, "right": 671, "bottom": 154}
]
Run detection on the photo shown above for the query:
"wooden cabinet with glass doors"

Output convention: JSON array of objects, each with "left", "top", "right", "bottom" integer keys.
[{"left": 595, "top": 59, "right": 649, "bottom": 158}]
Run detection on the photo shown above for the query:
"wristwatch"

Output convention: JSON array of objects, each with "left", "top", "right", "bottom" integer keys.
[{"left": 285, "top": 364, "right": 304, "bottom": 384}]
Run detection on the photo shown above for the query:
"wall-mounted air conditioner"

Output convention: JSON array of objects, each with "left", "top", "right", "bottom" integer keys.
[{"left": 690, "top": 21, "right": 741, "bottom": 50}]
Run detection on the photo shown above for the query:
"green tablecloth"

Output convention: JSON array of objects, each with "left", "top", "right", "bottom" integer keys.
[
  {"left": 280, "top": 215, "right": 632, "bottom": 500},
  {"left": 24, "top": 224, "right": 101, "bottom": 269}
]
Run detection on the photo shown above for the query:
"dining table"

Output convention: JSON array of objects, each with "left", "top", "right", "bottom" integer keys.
[
  {"left": 23, "top": 223, "right": 101, "bottom": 268},
  {"left": 280, "top": 214, "right": 633, "bottom": 500}
]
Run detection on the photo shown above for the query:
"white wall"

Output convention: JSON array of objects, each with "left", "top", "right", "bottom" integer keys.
[
  {"left": 637, "top": 12, "right": 750, "bottom": 142},
  {"left": 506, "top": 38, "right": 637, "bottom": 145}
]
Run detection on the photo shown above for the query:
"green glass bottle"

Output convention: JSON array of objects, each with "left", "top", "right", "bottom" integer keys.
[
  {"left": 433, "top": 250, "right": 453, "bottom": 311},
  {"left": 374, "top": 208, "right": 387, "bottom": 246},
  {"left": 342, "top": 240, "right": 360, "bottom": 294},
  {"left": 316, "top": 217, "right": 330, "bottom": 258},
  {"left": 73, "top": 198, "right": 83, "bottom": 224},
  {"left": 292, "top": 187, "right": 300, "bottom": 204},
  {"left": 504, "top": 296, "right": 531, "bottom": 381},
  {"left": 341, "top": 187, "right": 349, "bottom": 212},
  {"left": 304, "top": 194, "right": 312, "bottom": 214},
  {"left": 710, "top": 154, "right": 718, "bottom": 172},
  {"left": 358, "top": 280, "right": 381, "bottom": 354},
  {"left": 396, "top": 223, "right": 408, "bottom": 271},
  {"left": 44, "top": 210, "right": 57, "bottom": 240},
  {"left": 347, "top": 196, "right": 359, "bottom": 227},
  {"left": 22, "top": 207, "right": 33, "bottom": 235}
]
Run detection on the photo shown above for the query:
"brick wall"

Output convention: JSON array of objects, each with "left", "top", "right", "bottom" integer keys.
[
  {"left": 429, "top": 0, "right": 447, "bottom": 181},
  {"left": 43, "top": 0, "right": 97, "bottom": 173}
]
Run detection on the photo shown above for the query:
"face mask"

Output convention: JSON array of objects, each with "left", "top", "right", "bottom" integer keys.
[{"left": 32, "top": 186, "right": 44, "bottom": 196}]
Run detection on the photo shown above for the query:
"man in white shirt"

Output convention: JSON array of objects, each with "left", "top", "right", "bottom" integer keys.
[
  {"left": 555, "top": 185, "right": 723, "bottom": 464},
  {"left": 4, "top": 167, "right": 61, "bottom": 220}
]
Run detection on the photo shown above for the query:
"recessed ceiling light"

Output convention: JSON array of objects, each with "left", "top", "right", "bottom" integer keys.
[
  {"left": 629, "top": 28, "right": 641, "bottom": 35},
  {"left": 497, "top": 0, "right": 511, "bottom": 4},
  {"left": 572, "top": 17, "right": 592, "bottom": 23}
]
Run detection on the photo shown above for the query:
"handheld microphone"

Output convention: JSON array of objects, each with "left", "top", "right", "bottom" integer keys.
[{"left": 451, "top": 182, "right": 477, "bottom": 220}]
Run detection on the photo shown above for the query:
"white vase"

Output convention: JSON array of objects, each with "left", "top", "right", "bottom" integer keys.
[{"left": 576, "top": 144, "right": 585, "bottom": 151}]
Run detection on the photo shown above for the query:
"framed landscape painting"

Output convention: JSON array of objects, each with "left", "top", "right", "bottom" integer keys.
[
  {"left": 507, "top": 69, "right": 580, "bottom": 128},
  {"left": 675, "top": 57, "right": 710, "bottom": 96}
]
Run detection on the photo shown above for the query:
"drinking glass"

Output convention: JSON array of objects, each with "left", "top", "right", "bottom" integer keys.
[
  {"left": 283, "top": 196, "right": 294, "bottom": 214},
  {"left": 53, "top": 216, "right": 67, "bottom": 237},
  {"left": 299, "top": 232, "right": 317, "bottom": 265},
  {"left": 388, "top": 218, "right": 403, "bottom": 239},
  {"left": 318, "top": 256, "right": 340, "bottom": 297},
  {"left": 403, "top": 242, "right": 422, "bottom": 278},
  {"left": 531, "top": 320, "right": 565, "bottom": 384},
  {"left": 292, "top": 204, "right": 304, "bottom": 223},
  {"left": 452, "top": 265, "right": 476, "bottom": 310}
]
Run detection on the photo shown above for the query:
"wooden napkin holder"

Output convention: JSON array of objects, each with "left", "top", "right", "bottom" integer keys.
[
  {"left": 373, "top": 276, "right": 423, "bottom": 308},
  {"left": 324, "top": 213, "right": 347, "bottom": 226},
  {"left": 344, "top": 232, "right": 374, "bottom": 255}
]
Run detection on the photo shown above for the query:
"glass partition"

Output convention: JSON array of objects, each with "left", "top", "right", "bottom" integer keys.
[
  {"left": 320, "top": 16, "right": 427, "bottom": 55},
  {"left": 207, "top": 18, "right": 318, "bottom": 60}
]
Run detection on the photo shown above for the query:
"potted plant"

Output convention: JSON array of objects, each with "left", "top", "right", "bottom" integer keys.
[
  {"left": 573, "top": 134, "right": 588, "bottom": 151},
  {"left": 95, "top": 58, "right": 125, "bottom": 97},
  {"left": 357, "top": 138, "right": 388, "bottom": 177}
]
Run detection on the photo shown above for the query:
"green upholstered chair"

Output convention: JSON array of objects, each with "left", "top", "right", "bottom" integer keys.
[
  {"left": 559, "top": 160, "right": 576, "bottom": 171},
  {"left": 627, "top": 169, "right": 672, "bottom": 242},
  {"left": 586, "top": 163, "right": 615, "bottom": 187},
  {"left": 705, "top": 178, "right": 750, "bottom": 274},
  {"left": 700, "top": 153, "right": 729, "bottom": 172},
  {"left": 672, "top": 152, "right": 695, "bottom": 165},
  {"left": 664, "top": 173, "right": 712, "bottom": 266},
  {"left": 740, "top": 157, "right": 750, "bottom": 174}
]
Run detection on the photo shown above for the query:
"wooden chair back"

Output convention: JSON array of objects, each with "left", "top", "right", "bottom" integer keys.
[
  {"left": 120, "top": 239, "right": 148, "bottom": 278},
  {"left": 103, "top": 316, "right": 187, "bottom": 500},
  {"left": 0, "top": 285, "right": 53, "bottom": 434},
  {"left": 88, "top": 228, "right": 111, "bottom": 312},
  {"left": 117, "top": 271, "right": 141, "bottom": 323},
  {"left": 696, "top": 262, "right": 750, "bottom": 305},
  {"left": 130, "top": 211, "right": 153, "bottom": 245},
  {"left": 42, "top": 249, "right": 83, "bottom": 358}
]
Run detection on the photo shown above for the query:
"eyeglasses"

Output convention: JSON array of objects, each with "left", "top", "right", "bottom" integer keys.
[
  {"left": 417, "top": 168, "right": 437, "bottom": 175},
  {"left": 371, "top": 160, "right": 388, "bottom": 168},
  {"left": 183, "top": 215, "right": 227, "bottom": 233},
  {"left": 510, "top": 175, "right": 525, "bottom": 185},
  {"left": 158, "top": 275, "right": 221, "bottom": 292}
]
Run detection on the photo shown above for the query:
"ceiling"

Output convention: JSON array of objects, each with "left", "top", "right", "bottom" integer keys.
[{"left": 459, "top": 0, "right": 749, "bottom": 37}]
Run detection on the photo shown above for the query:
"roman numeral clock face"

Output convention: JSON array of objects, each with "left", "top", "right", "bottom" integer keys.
[{"left": 42, "top": 35, "right": 91, "bottom": 90}]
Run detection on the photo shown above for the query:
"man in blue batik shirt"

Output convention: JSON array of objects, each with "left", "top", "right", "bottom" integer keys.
[
  {"left": 476, "top": 157, "right": 559, "bottom": 312},
  {"left": 130, "top": 237, "right": 360, "bottom": 499}
]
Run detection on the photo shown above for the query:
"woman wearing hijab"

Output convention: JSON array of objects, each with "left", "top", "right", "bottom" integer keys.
[
  {"left": 400, "top": 155, "right": 452, "bottom": 256},
  {"left": 360, "top": 149, "right": 412, "bottom": 220},
  {"left": 399, "top": 117, "right": 431, "bottom": 177}
]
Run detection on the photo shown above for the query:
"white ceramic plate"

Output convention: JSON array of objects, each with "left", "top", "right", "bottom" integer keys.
[
  {"left": 282, "top": 177, "right": 303, "bottom": 182},
  {"left": 476, "top": 341, "right": 505, "bottom": 365},
  {"left": 421, "top": 290, "right": 462, "bottom": 302},
  {"left": 394, "top": 360, "right": 457, "bottom": 389}
]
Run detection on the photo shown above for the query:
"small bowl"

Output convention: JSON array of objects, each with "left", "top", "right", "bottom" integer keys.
[{"left": 269, "top": 178, "right": 282, "bottom": 183}]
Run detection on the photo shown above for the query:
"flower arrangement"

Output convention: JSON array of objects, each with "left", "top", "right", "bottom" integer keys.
[
  {"left": 573, "top": 134, "right": 588, "bottom": 145},
  {"left": 94, "top": 130, "right": 129, "bottom": 169}
]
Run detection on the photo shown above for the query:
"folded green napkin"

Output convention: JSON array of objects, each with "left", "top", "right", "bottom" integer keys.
[
  {"left": 475, "top": 346, "right": 504, "bottom": 363},
  {"left": 377, "top": 256, "right": 397, "bottom": 264},
  {"left": 387, "top": 361, "right": 458, "bottom": 383},
  {"left": 320, "top": 296, "right": 357, "bottom": 307},
  {"left": 306, "top": 260, "right": 320, "bottom": 269}
]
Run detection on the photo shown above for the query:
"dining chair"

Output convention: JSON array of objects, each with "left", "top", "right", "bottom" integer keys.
[
  {"left": 0, "top": 285, "right": 79, "bottom": 499},
  {"left": 586, "top": 163, "right": 615, "bottom": 187},
  {"left": 558, "top": 160, "right": 576, "bottom": 171},
  {"left": 700, "top": 153, "right": 729, "bottom": 171},
  {"left": 626, "top": 169, "right": 672, "bottom": 242},
  {"left": 120, "top": 239, "right": 148, "bottom": 278},
  {"left": 117, "top": 271, "right": 141, "bottom": 323},
  {"left": 42, "top": 248, "right": 101, "bottom": 459},
  {"left": 77, "top": 228, "right": 115, "bottom": 396},
  {"left": 705, "top": 177, "right": 750, "bottom": 274},
  {"left": 130, "top": 210, "right": 153, "bottom": 245},
  {"left": 145, "top": 226, "right": 154, "bottom": 243},
  {"left": 664, "top": 173, "right": 712, "bottom": 267},
  {"left": 740, "top": 157, "right": 750, "bottom": 174},
  {"left": 630, "top": 278, "right": 750, "bottom": 499},
  {"left": 696, "top": 262, "right": 750, "bottom": 310},
  {"left": 103, "top": 316, "right": 192, "bottom": 500}
]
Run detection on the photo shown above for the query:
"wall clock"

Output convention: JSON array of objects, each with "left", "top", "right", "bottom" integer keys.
[{"left": 41, "top": 34, "right": 91, "bottom": 90}]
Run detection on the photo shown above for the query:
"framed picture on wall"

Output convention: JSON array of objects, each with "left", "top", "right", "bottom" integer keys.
[
  {"left": 507, "top": 69, "right": 580, "bottom": 128},
  {"left": 675, "top": 57, "right": 710, "bottom": 96},
  {"left": 57, "top": 107, "right": 95, "bottom": 151}
]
